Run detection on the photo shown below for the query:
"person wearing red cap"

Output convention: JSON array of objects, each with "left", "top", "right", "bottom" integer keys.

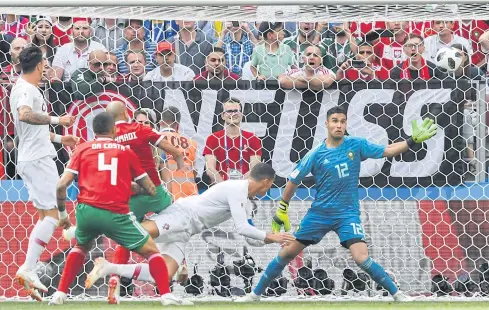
[
  {"left": 52, "top": 17, "right": 107, "bottom": 81},
  {"left": 143, "top": 41, "right": 194, "bottom": 82}
]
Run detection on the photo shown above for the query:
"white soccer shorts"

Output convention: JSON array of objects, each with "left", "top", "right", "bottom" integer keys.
[
  {"left": 149, "top": 206, "right": 194, "bottom": 265},
  {"left": 17, "top": 156, "right": 59, "bottom": 210}
]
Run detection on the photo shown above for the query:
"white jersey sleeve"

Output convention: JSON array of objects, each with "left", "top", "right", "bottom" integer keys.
[
  {"left": 9, "top": 78, "right": 56, "bottom": 162},
  {"left": 227, "top": 191, "right": 267, "bottom": 242}
]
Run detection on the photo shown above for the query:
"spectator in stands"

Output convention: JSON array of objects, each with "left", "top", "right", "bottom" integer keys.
[
  {"left": 159, "top": 106, "right": 199, "bottom": 201},
  {"left": 52, "top": 17, "right": 107, "bottom": 81},
  {"left": 250, "top": 22, "right": 295, "bottom": 80},
  {"left": 373, "top": 21, "right": 409, "bottom": 69},
  {"left": 92, "top": 18, "right": 125, "bottom": 51},
  {"left": 336, "top": 41, "right": 389, "bottom": 81},
  {"left": 0, "top": 14, "right": 28, "bottom": 38},
  {"left": 0, "top": 33, "right": 13, "bottom": 70},
  {"left": 2, "top": 37, "right": 27, "bottom": 79},
  {"left": 193, "top": 47, "right": 240, "bottom": 80},
  {"left": 321, "top": 22, "right": 360, "bottom": 72},
  {"left": 113, "top": 19, "right": 156, "bottom": 74},
  {"left": 168, "top": 20, "right": 213, "bottom": 75},
  {"left": 203, "top": 98, "right": 262, "bottom": 183},
  {"left": 390, "top": 33, "right": 447, "bottom": 80},
  {"left": 144, "top": 41, "right": 194, "bottom": 82},
  {"left": 423, "top": 21, "right": 473, "bottom": 63},
  {"left": 52, "top": 16, "right": 73, "bottom": 46},
  {"left": 278, "top": 45, "right": 335, "bottom": 90},
  {"left": 457, "top": 20, "right": 489, "bottom": 67},
  {"left": 283, "top": 22, "right": 323, "bottom": 67},
  {"left": 215, "top": 21, "right": 255, "bottom": 76},
  {"left": 123, "top": 50, "right": 146, "bottom": 82},
  {"left": 70, "top": 50, "right": 110, "bottom": 100},
  {"left": 27, "top": 16, "right": 57, "bottom": 65},
  {"left": 104, "top": 51, "right": 121, "bottom": 81}
]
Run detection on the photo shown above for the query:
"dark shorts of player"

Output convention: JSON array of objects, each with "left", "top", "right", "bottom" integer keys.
[
  {"left": 75, "top": 203, "right": 149, "bottom": 251},
  {"left": 129, "top": 185, "right": 172, "bottom": 222},
  {"left": 294, "top": 210, "right": 366, "bottom": 249}
]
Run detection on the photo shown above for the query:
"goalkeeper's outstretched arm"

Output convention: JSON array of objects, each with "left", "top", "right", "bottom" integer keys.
[{"left": 383, "top": 118, "right": 437, "bottom": 158}]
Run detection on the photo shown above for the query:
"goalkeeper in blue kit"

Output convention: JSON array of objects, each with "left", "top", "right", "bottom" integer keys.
[{"left": 236, "top": 106, "right": 437, "bottom": 302}]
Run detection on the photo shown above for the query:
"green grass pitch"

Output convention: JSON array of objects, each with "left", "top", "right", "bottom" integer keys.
[{"left": 2, "top": 301, "right": 489, "bottom": 310}]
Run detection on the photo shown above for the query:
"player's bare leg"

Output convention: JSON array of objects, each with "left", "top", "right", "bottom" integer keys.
[
  {"left": 135, "top": 236, "right": 192, "bottom": 306},
  {"left": 235, "top": 240, "right": 307, "bottom": 302},
  {"left": 49, "top": 243, "right": 92, "bottom": 305},
  {"left": 16, "top": 208, "right": 59, "bottom": 299},
  {"left": 349, "top": 242, "right": 412, "bottom": 302}
]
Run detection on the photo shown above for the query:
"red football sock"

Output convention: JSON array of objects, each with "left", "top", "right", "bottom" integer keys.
[
  {"left": 113, "top": 245, "right": 131, "bottom": 264},
  {"left": 148, "top": 253, "right": 170, "bottom": 295},
  {"left": 58, "top": 247, "right": 86, "bottom": 294}
]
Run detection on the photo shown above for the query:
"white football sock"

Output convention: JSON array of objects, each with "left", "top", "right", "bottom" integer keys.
[
  {"left": 117, "top": 263, "right": 154, "bottom": 283},
  {"left": 24, "top": 216, "right": 57, "bottom": 269}
]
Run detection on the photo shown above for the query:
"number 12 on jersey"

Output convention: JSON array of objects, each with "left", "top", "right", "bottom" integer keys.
[
  {"left": 335, "top": 163, "right": 349, "bottom": 178},
  {"left": 98, "top": 153, "right": 118, "bottom": 185}
]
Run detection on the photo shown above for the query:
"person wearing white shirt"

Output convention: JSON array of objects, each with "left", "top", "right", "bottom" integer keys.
[
  {"left": 9, "top": 46, "right": 78, "bottom": 301},
  {"left": 143, "top": 41, "right": 194, "bottom": 82},
  {"left": 423, "top": 21, "right": 473, "bottom": 63},
  {"left": 52, "top": 18, "right": 107, "bottom": 81},
  {"left": 84, "top": 163, "right": 295, "bottom": 291}
]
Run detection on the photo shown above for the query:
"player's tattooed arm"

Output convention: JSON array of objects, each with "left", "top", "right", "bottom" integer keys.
[
  {"left": 135, "top": 175, "right": 157, "bottom": 196},
  {"left": 18, "top": 105, "right": 51, "bottom": 125}
]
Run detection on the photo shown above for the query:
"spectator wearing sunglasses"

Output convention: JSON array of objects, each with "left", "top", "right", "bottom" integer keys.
[
  {"left": 203, "top": 98, "right": 262, "bottom": 183},
  {"left": 336, "top": 41, "right": 389, "bottom": 81},
  {"left": 193, "top": 47, "right": 240, "bottom": 80},
  {"left": 70, "top": 50, "right": 111, "bottom": 100}
]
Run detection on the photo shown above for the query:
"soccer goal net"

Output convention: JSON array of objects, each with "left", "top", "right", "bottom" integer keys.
[{"left": 0, "top": 3, "right": 489, "bottom": 301}]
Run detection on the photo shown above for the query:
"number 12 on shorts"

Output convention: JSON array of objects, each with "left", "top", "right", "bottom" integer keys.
[
  {"left": 350, "top": 223, "right": 364, "bottom": 236},
  {"left": 98, "top": 153, "right": 118, "bottom": 185}
]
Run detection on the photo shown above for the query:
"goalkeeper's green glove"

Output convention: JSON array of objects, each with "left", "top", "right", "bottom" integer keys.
[
  {"left": 272, "top": 199, "right": 291, "bottom": 232},
  {"left": 409, "top": 118, "right": 437, "bottom": 145}
]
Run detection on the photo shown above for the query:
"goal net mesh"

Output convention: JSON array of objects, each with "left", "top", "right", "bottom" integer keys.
[{"left": 0, "top": 5, "right": 488, "bottom": 301}]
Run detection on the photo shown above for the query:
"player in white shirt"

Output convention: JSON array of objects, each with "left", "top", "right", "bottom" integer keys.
[
  {"left": 9, "top": 46, "right": 79, "bottom": 301},
  {"left": 423, "top": 21, "right": 473, "bottom": 63},
  {"left": 84, "top": 163, "right": 295, "bottom": 301}
]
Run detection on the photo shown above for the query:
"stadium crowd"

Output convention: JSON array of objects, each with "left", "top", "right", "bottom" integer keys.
[{"left": 0, "top": 15, "right": 487, "bottom": 186}]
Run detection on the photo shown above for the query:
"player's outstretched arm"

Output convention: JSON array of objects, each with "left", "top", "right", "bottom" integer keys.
[
  {"left": 56, "top": 171, "right": 76, "bottom": 230},
  {"left": 135, "top": 175, "right": 157, "bottom": 197},
  {"left": 272, "top": 181, "right": 298, "bottom": 233},
  {"left": 383, "top": 118, "right": 437, "bottom": 158},
  {"left": 18, "top": 106, "right": 75, "bottom": 126},
  {"left": 49, "top": 132, "right": 80, "bottom": 146},
  {"left": 157, "top": 139, "right": 185, "bottom": 170}
]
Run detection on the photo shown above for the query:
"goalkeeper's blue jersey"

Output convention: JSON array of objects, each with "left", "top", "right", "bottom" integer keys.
[{"left": 288, "top": 136, "right": 385, "bottom": 217}]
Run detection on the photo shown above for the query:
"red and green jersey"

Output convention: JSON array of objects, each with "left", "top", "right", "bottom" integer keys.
[
  {"left": 115, "top": 121, "right": 163, "bottom": 186},
  {"left": 66, "top": 138, "right": 147, "bottom": 214}
]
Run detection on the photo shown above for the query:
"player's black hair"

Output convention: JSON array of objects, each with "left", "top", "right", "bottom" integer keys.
[
  {"left": 161, "top": 106, "right": 181, "bottom": 124},
  {"left": 250, "top": 163, "right": 276, "bottom": 181},
  {"left": 326, "top": 106, "right": 347, "bottom": 120},
  {"left": 93, "top": 112, "right": 115, "bottom": 135},
  {"left": 19, "top": 46, "right": 43, "bottom": 74}
]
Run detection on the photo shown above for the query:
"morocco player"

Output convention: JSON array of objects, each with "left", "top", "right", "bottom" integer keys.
[
  {"left": 236, "top": 106, "right": 438, "bottom": 303},
  {"left": 105, "top": 101, "right": 184, "bottom": 301},
  {"left": 49, "top": 112, "right": 187, "bottom": 306},
  {"left": 9, "top": 46, "right": 78, "bottom": 301},
  {"left": 84, "top": 163, "right": 296, "bottom": 287}
]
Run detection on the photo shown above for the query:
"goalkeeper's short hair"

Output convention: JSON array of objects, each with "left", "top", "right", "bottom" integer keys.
[{"left": 250, "top": 163, "right": 276, "bottom": 181}]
